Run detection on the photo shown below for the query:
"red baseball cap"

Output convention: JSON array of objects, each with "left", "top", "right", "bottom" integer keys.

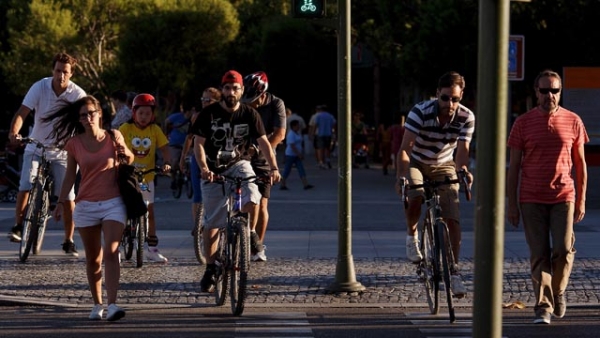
[{"left": 221, "top": 70, "right": 243, "bottom": 86}]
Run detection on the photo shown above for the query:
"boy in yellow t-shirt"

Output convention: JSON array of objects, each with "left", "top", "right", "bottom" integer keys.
[{"left": 119, "top": 93, "right": 171, "bottom": 262}]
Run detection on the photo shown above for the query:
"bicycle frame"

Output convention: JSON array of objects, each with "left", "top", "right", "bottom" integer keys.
[
  {"left": 18, "top": 137, "right": 55, "bottom": 262},
  {"left": 402, "top": 171, "right": 470, "bottom": 324},
  {"left": 213, "top": 174, "right": 255, "bottom": 316}
]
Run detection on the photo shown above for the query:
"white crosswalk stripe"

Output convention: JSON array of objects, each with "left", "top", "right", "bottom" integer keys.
[{"left": 235, "top": 312, "right": 313, "bottom": 337}]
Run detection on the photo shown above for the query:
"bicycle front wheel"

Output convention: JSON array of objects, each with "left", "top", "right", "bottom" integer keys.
[
  {"left": 172, "top": 172, "right": 182, "bottom": 199},
  {"left": 185, "top": 177, "right": 193, "bottom": 199},
  {"left": 419, "top": 214, "right": 439, "bottom": 315},
  {"left": 230, "top": 217, "right": 249, "bottom": 316},
  {"left": 436, "top": 220, "right": 456, "bottom": 323},
  {"left": 33, "top": 189, "right": 50, "bottom": 255},
  {"left": 193, "top": 224, "right": 206, "bottom": 265},
  {"left": 19, "top": 182, "right": 43, "bottom": 262},
  {"left": 136, "top": 214, "right": 147, "bottom": 268},
  {"left": 214, "top": 229, "right": 228, "bottom": 306}
]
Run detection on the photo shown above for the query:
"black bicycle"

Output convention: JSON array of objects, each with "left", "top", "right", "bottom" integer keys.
[
  {"left": 121, "top": 166, "right": 161, "bottom": 268},
  {"left": 212, "top": 174, "right": 258, "bottom": 316},
  {"left": 18, "top": 137, "right": 56, "bottom": 262},
  {"left": 401, "top": 170, "right": 471, "bottom": 323},
  {"left": 171, "top": 156, "right": 192, "bottom": 199}
]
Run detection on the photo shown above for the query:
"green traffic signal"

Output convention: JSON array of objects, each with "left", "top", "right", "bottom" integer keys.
[{"left": 292, "top": 0, "right": 325, "bottom": 18}]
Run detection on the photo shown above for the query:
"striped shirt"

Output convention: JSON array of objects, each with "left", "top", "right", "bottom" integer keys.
[
  {"left": 507, "top": 106, "right": 589, "bottom": 204},
  {"left": 405, "top": 99, "right": 475, "bottom": 164}
]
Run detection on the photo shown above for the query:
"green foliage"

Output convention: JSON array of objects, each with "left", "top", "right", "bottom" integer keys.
[{"left": 117, "top": 0, "right": 239, "bottom": 97}]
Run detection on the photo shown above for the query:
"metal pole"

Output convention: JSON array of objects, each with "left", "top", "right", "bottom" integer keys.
[
  {"left": 328, "top": 0, "right": 365, "bottom": 293},
  {"left": 473, "top": 0, "right": 509, "bottom": 337}
]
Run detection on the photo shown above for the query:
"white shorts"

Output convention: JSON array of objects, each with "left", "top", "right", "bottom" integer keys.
[
  {"left": 202, "top": 161, "right": 261, "bottom": 230},
  {"left": 73, "top": 197, "right": 127, "bottom": 227}
]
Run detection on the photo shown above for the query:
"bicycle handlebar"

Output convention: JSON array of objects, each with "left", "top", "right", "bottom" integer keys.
[{"left": 400, "top": 169, "right": 472, "bottom": 208}]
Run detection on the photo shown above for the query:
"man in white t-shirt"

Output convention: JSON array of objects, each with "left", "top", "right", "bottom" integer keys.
[{"left": 7, "top": 53, "right": 86, "bottom": 256}]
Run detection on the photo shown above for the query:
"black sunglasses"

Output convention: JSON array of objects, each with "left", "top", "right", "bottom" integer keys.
[
  {"left": 538, "top": 87, "right": 561, "bottom": 95},
  {"left": 439, "top": 94, "right": 461, "bottom": 103}
]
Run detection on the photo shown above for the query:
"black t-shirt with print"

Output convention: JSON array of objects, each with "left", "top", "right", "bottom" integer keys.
[{"left": 191, "top": 102, "right": 266, "bottom": 173}]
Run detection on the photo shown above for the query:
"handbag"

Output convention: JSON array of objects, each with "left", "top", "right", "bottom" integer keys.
[{"left": 107, "top": 130, "right": 148, "bottom": 219}]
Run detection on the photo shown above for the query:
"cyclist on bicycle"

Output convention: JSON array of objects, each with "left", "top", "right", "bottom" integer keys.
[
  {"left": 191, "top": 70, "right": 281, "bottom": 292},
  {"left": 395, "top": 71, "right": 474, "bottom": 297},
  {"left": 241, "top": 71, "right": 287, "bottom": 262},
  {"left": 7, "top": 52, "right": 86, "bottom": 256},
  {"left": 118, "top": 93, "right": 172, "bottom": 262}
]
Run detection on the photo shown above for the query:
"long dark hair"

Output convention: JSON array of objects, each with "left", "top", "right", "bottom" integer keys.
[{"left": 42, "top": 95, "right": 103, "bottom": 146}]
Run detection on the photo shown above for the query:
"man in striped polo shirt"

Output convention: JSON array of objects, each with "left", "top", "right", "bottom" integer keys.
[
  {"left": 395, "top": 71, "right": 475, "bottom": 298},
  {"left": 507, "top": 69, "right": 588, "bottom": 325}
]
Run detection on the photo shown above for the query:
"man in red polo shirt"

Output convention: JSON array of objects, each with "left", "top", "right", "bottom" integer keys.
[{"left": 507, "top": 69, "right": 589, "bottom": 325}]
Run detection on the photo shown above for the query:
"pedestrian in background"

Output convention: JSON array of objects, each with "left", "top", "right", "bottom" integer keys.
[
  {"left": 110, "top": 89, "right": 132, "bottom": 129},
  {"left": 48, "top": 95, "right": 133, "bottom": 321},
  {"left": 280, "top": 120, "right": 313, "bottom": 190},
  {"left": 507, "top": 69, "right": 588, "bottom": 325}
]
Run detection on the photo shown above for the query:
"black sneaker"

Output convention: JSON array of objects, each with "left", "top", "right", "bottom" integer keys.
[
  {"left": 200, "top": 266, "right": 216, "bottom": 292},
  {"left": 250, "top": 231, "right": 262, "bottom": 255},
  {"left": 8, "top": 224, "right": 22, "bottom": 243},
  {"left": 62, "top": 240, "right": 79, "bottom": 257}
]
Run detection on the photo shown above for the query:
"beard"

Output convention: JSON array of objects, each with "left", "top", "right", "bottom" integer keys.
[{"left": 224, "top": 95, "right": 239, "bottom": 108}]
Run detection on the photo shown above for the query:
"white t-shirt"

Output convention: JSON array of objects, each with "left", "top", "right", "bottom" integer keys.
[{"left": 22, "top": 77, "right": 86, "bottom": 156}]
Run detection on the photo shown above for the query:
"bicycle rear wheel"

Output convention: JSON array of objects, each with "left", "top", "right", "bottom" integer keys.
[
  {"left": 436, "top": 220, "right": 456, "bottom": 323},
  {"left": 419, "top": 213, "right": 439, "bottom": 315},
  {"left": 123, "top": 218, "right": 134, "bottom": 260},
  {"left": 136, "top": 214, "right": 147, "bottom": 268},
  {"left": 214, "top": 229, "right": 228, "bottom": 306},
  {"left": 19, "top": 182, "right": 42, "bottom": 262},
  {"left": 230, "top": 217, "right": 249, "bottom": 316},
  {"left": 33, "top": 189, "right": 50, "bottom": 255}
]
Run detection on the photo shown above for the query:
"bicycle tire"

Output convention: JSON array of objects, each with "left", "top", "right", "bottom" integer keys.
[
  {"left": 215, "top": 229, "right": 228, "bottom": 306},
  {"left": 19, "top": 182, "right": 42, "bottom": 262},
  {"left": 172, "top": 172, "right": 182, "bottom": 199},
  {"left": 185, "top": 178, "right": 193, "bottom": 199},
  {"left": 33, "top": 188, "right": 50, "bottom": 255},
  {"left": 420, "top": 213, "right": 439, "bottom": 315},
  {"left": 136, "top": 214, "right": 147, "bottom": 268},
  {"left": 230, "top": 217, "right": 249, "bottom": 316},
  {"left": 437, "top": 220, "right": 456, "bottom": 323},
  {"left": 123, "top": 218, "right": 134, "bottom": 260},
  {"left": 193, "top": 224, "right": 206, "bottom": 265}
]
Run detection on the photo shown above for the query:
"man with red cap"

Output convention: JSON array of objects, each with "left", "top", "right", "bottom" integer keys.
[{"left": 191, "top": 70, "right": 281, "bottom": 292}]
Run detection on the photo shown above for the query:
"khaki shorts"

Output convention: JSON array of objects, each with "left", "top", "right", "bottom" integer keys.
[
  {"left": 407, "top": 158, "right": 460, "bottom": 222},
  {"left": 202, "top": 161, "right": 261, "bottom": 230}
]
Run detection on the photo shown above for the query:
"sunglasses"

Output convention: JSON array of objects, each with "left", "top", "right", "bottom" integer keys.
[
  {"left": 200, "top": 98, "right": 215, "bottom": 102},
  {"left": 439, "top": 94, "right": 461, "bottom": 103},
  {"left": 79, "top": 110, "right": 100, "bottom": 120},
  {"left": 538, "top": 87, "right": 561, "bottom": 95}
]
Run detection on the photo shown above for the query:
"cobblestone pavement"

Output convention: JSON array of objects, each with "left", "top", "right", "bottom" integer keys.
[{"left": 2, "top": 256, "right": 600, "bottom": 309}]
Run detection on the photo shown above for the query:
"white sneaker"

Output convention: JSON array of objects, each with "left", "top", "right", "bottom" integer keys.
[
  {"left": 106, "top": 304, "right": 125, "bottom": 322},
  {"left": 146, "top": 247, "right": 168, "bottom": 262},
  {"left": 451, "top": 274, "right": 467, "bottom": 298},
  {"left": 89, "top": 304, "right": 103, "bottom": 320},
  {"left": 406, "top": 236, "right": 423, "bottom": 263},
  {"left": 251, "top": 245, "right": 267, "bottom": 262}
]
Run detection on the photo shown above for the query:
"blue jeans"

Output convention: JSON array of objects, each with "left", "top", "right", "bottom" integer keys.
[{"left": 282, "top": 155, "right": 306, "bottom": 179}]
